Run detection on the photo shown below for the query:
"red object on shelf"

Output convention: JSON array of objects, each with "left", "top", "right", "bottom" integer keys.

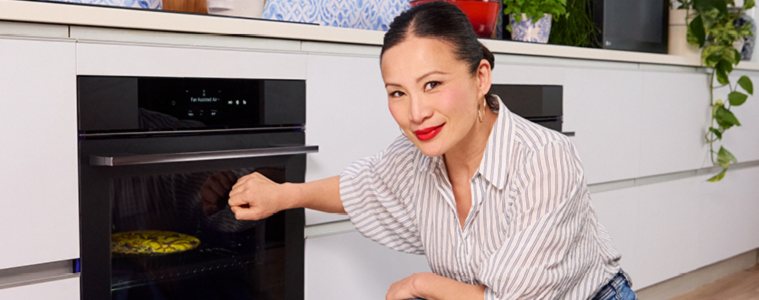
[{"left": 409, "top": 0, "right": 501, "bottom": 38}]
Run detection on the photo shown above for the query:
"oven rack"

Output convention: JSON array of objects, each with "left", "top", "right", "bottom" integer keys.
[{"left": 111, "top": 247, "right": 262, "bottom": 291}]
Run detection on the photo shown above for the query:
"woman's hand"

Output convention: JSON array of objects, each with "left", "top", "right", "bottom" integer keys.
[
  {"left": 386, "top": 273, "right": 427, "bottom": 300},
  {"left": 228, "top": 172, "right": 296, "bottom": 220},
  {"left": 386, "top": 272, "right": 486, "bottom": 300},
  {"left": 201, "top": 171, "right": 238, "bottom": 216}
]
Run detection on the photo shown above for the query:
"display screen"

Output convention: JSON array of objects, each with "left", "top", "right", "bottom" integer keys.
[{"left": 138, "top": 78, "right": 261, "bottom": 130}]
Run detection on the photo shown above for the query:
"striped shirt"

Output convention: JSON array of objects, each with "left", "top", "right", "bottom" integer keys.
[{"left": 340, "top": 104, "right": 624, "bottom": 299}]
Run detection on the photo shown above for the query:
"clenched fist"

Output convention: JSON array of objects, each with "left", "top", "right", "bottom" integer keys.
[{"left": 228, "top": 171, "right": 297, "bottom": 221}]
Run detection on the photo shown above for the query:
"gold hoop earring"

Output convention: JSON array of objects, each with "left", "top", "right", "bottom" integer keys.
[
  {"left": 400, "top": 127, "right": 407, "bottom": 137},
  {"left": 478, "top": 99, "right": 484, "bottom": 123}
]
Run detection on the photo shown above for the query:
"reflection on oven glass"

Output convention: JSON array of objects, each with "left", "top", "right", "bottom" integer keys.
[{"left": 110, "top": 167, "right": 287, "bottom": 300}]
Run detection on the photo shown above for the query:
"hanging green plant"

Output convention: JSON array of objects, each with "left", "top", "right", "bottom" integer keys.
[
  {"left": 678, "top": 0, "right": 755, "bottom": 182},
  {"left": 548, "top": 0, "right": 600, "bottom": 47}
]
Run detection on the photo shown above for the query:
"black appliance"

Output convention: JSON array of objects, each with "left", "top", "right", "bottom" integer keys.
[
  {"left": 488, "top": 84, "right": 565, "bottom": 133},
  {"left": 78, "top": 77, "right": 315, "bottom": 300},
  {"left": 592, "top": 0, "right": 668, "bottom": 53}
]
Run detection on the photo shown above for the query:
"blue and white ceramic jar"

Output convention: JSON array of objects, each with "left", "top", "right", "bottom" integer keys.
[
  {"left": 41, "top": 0, "right": 162, "bottom": 10},
  {"left": 735, "top": 13, "right": 755, "bottom": 61},
  {"left": 509, "top": 13, "right": 552, "bottom": 43},
  {"left": 262, "top": 0, "right": 410, "bottom": 31}
]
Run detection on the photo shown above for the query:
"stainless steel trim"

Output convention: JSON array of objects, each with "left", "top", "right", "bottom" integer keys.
[
  {"left": 304, "top": 220, "right": 356, "bottom": 239},
  {"left": 0, "top": 260, "right": 75, "bottom": 290},
  {"left": 80, "top": 126, "right": 303, "bottom": 138},
  {"left": 91, "top": 145, "right": 319, "bottom": 166}
]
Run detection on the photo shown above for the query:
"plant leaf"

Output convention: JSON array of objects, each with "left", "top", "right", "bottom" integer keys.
[
  {"left": 689, "top": 15, "right": 706, "bottom": 47},
  {"left": 719, "top": 146, "right": 738, "bottom": 164},
  {"left": 733, "top": 48, "right": 741, "bottom": 65},
  {"left": 707, "top": 168, "right": 727, "bottom": 182},
  {"left": 718, "top": 58, "right": 733, "bottom": 73},
  {"left": 709, "top": 127, "right": 723, "bottom": 140},
  {"left": 715, "top": 66, "right": 730, "bottom": 85},
  {"left": 738, "top": 76, "right": 753, "bottom": 95},
  {"left": 715, "top": 106, "right": 741, "bottom": 129},
  {"left": 693, "top": 0, "right": 728, "bottom": 16},
  {"left": 728, "top": 91, "right": 748, "bottom": 106},
  {"left": 702, "top": 45, "right": 723, "bottom": 67},
  {"left": 746, "top": 0, "right": 756, "bottom": 10}
]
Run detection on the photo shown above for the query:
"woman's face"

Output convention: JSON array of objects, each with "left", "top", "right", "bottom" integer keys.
[{"left": 381, "top": 36, "right": 491, "bottom": 157}]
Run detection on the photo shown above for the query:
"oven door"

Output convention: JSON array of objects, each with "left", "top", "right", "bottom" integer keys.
[{"left": 79, "top": 131, "right": 313, "bottom": 300}]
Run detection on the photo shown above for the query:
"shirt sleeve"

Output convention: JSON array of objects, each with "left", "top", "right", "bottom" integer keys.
[
  {"left": 478, "top": 139, "right": 602, "bottom": 299},
  {"left": 340, "top": 136, "right": 425, "bottom": 255}
]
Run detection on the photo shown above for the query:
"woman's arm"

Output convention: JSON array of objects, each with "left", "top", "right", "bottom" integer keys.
[
  {"left": 386, "top": 272, "right": 485, "bottom": 300},
  {"left": 228, "top": 173, "right": 344, "bottom": 221}
]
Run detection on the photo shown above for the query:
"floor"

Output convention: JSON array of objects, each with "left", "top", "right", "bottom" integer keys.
[{"left": 669, "top": 265, "right": 759, "bottom": 300}]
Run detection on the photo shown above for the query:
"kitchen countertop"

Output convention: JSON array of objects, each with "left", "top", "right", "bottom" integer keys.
[{"left": 2, "top": 0, "right": 759, "bottom": 71}]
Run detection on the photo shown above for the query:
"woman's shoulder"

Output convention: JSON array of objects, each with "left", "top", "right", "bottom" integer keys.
[
  {"left": 508, "top": 111, "right": 575, "bottom": 154},
  {"left": 343, "top": 135, "right": 421, "bottom": 176},
  {"left": 385, "top": 135, "right": 420, "bottom": 158}
]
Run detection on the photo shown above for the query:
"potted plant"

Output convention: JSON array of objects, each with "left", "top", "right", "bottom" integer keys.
[
  {"left": 548, "top": 0, "right": 600, "bottom": 47},
  {"left": 679, "top": 0, "right": 755, "bottom": 181},
  {"left": 503, "top": 0, "right": 567, "bottom": 43}
]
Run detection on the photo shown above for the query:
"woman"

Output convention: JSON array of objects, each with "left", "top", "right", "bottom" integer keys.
[{"left": 229, "top": 2, "right": 637, "bottom": 299}]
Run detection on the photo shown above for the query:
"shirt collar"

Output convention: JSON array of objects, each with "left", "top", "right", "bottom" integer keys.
[
  {"left": 476, "top": 96, "right": 512, "bottom": 190},
  {"left": 418, "top": 95, "right": 513, "bottom": 190}
]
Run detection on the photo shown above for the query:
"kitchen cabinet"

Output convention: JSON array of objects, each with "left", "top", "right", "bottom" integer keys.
[
  {"left": 76, "top": 42, "right": 307, "bottom": 79},
  {"left": 304, "top": 54, "right": 399, "bottom": 225},
  {"left": 639, "top": 71, "right": 714, "bottom": 176},
  {"left": 592, "top": 166, "right": 759, "bottom": 289},
  {"left": 304, "top": 231, "right": 429, "bottom": 300},
  {"left": 562, "top": 67, "right": 644, "bottom": 184},
  {"left": 0, "top": 37, "right": 79, "bottom": 270},
  {"left": 0, "top": 276, "right": 80, "bottom": 299}
]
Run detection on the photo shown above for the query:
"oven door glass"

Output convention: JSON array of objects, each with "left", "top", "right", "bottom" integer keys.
[
  {"left": 79, "top": 133, "right": 307, "bottom": 300},
  {"left": 111, "top": 167, "right": 286, "bottom": 300}
]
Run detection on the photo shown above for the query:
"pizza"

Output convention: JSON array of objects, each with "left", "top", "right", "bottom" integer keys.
[{"left": 111, "top": 230, "right": 200, "bottom": 254}]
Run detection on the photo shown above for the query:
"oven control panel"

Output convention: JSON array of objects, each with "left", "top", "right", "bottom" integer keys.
[{"left": 78, "top": 77, "right": 305, "bottom": 133}]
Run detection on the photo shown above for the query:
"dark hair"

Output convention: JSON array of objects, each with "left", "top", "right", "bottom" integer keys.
[{"left": 381, "top": 1, "right": 499, "bottom": 110}]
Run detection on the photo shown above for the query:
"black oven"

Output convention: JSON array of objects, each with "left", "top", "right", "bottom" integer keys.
[{"left": 77, "top": 77, "right": 314, "bottom": 300}]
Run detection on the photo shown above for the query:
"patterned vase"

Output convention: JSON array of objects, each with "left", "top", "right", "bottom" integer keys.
[
  {"left": 262, "top": 0, "right": 410, "bottom": 31},
  {"left": 735, "top": 13, "right": 756, "bottom": 61},
  {"left": 41, "top": 0, "right": 163, "bottom": 9},
  {"left": 509, "top": 13, "right": 552, "bottom": 43}
]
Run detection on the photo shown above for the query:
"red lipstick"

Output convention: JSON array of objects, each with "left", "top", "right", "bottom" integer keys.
[{"left": 414, "top": 124, "right": 445, "bottom": 141}]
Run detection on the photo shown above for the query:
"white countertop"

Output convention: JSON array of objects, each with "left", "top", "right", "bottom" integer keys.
[{"left": 2, "top": 0, "right": 759, "bottom": 70}]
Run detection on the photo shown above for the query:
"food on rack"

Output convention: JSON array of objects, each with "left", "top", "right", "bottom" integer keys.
[{"left": 111, "top": 230, "right": 200, "bottom": 254}]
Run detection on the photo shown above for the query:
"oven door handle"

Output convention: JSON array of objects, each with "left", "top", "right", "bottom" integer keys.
[{"left": 90, "top": 145, "right": 319, "bottom": 166}]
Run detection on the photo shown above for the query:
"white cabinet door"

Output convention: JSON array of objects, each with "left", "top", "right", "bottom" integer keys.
[
  {"left": 639, "top": 71, "right": 712, "bottom": 176},
  {"left": 76, "top": 42, "right": 307, "bottom": 79},
  {"left": 0, "top": 38, "right": 79, "bottom": 270},
  {"left": 305, "top": 231, "right": 430, "bottom": 300},
  {"left": 304, "top": 54, "right": 399, "bottom": 225},
  {"left": 0, "top": 277, "right": 80, "bottom": 299}
]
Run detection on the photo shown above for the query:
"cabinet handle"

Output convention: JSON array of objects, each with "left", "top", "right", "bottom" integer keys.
[{"left": 90, "top": 145, "right": 319, "bottom": 166}]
